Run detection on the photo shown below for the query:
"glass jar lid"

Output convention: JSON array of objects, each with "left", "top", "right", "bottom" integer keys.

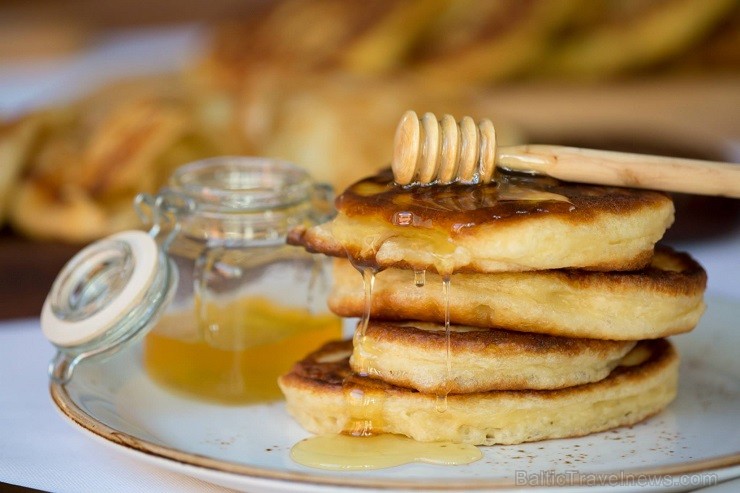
[{"left": 41, "top": 231, "right": 160, "bottom": 347}]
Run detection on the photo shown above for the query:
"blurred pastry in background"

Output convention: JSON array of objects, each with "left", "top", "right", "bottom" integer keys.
[
  {"left": 4, "top": 76, "right": 246, "bottom": 243},
  {"left": 199, "top": 0, "right": 737, "bottom": 88},
  {"left": 237, "top": 73, "right": 524, "bottom": 190},
  {"left": 535, "top": 0, "right": 737, "bottom": 79}
]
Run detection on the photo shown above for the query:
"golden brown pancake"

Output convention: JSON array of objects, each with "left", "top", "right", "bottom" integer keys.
[
  {"left": 351, "top": 320, "right": 637, "bottom": 393},
  {"left": 288, "top": 169, "right": 674, "bottom": 274},
  {"left": 329, "top": 246, "right": 706, "bottom": 340},
  {"left": 278, "top": 338, "right": 678, "bottom": 445}
]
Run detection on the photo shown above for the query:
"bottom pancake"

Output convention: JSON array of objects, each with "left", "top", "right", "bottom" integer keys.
[
  {"left": 278, "top": 339, "right": 678, "bottom": 446},
  {"left": 351, "top": 321, "right": 637, "bottom": 393}
]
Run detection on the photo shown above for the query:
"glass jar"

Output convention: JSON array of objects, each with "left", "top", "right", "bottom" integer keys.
[{"left": 42, "top": 157, "right": 340, "bottom": 404}]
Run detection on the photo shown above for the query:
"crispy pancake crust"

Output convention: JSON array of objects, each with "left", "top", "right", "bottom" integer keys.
[
  {"left": 329, "top": 247, "right": 706, "bottom": 340},
  {"left": 278, "top": 339, "right": 678, "bottom": 445},
  {"left": 288, "top": 169, "right": 675, "bottom": 273},
  {"left": 350, "top": 321, "right": 636, "bottom": 393}
]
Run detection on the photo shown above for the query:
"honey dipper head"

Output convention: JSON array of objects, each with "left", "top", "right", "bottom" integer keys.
[{"left": 391, "top": 110, "right": 497, "bottom": 186}]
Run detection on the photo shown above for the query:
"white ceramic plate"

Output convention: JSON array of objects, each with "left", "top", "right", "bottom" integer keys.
[{"left": 51, "top": 297, "right": 740, "bottom": 493}]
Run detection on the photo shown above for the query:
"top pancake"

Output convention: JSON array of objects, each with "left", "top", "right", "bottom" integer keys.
[{"left": 289, "top": 169, "right": 674, "bottom": 274}]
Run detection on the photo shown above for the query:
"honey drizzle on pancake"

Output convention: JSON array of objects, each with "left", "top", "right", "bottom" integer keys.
[
  {"left": 332, "top": 168, "right": 573, "bottom": 274},
  {"left": 337, "top": 169, "right": 572, "bottom": 234},
  {"left": 343, "top": 263, "right": 381, "bottom": 437},
  {"left": 436, "top": 275, "right": 452, "bottom": 413},
  {"left": 350, "top": 265, "right": 378, "bottom": 377},
  {"left": 342, "top": 374, "right": 385, "bottom": 437}
]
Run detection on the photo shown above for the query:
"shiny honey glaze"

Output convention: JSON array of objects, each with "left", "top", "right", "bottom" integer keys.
[
  {"left": 144, "top": 296, "right": 341, "bottom": 404},
  {"left": 336, "top": 168, "right": 573, "bottom": 231},
  {"left": 331, "top": 169, "right": 575, "bottom": 275}
]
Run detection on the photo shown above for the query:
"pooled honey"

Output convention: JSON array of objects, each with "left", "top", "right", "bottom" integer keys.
[
  {"left": 291, "top": 434, "right": 482, "bottom": 470},
  {"left": 144, "top": 296, "right": 341, "bottom": 404}
]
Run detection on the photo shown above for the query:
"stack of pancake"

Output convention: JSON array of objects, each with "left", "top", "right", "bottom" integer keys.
[{"left": 279, "top": 168, "right": 706, "bottom": 445}]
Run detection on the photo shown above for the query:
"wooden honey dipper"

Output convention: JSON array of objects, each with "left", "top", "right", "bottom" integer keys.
[{"left": 392, "top": 110, "right": 740, "bottom": 198}]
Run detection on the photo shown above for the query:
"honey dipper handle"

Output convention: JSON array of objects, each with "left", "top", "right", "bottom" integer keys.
[{"left": 496, "top": 145, "right": 740, "bottom": 198}]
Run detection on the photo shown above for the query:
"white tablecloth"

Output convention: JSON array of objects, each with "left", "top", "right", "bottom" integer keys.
[{"left": 0, "top": 320, "right": 234, "bottom": 493}]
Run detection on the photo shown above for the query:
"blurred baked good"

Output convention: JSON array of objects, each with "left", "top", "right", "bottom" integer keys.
[
  {"left": 5, "top": 75, "right": 246, "bottom": 243},
  {"left": 201, "top": 0, "right": 737, "bottom": 87},
  {"left": 238, "top": 73, "right": 523, "bottom": 191},
  {"left": 0, "top": 118, "right": 39, "bottom": 226}
]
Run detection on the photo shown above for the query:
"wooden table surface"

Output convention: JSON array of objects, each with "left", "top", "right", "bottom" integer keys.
[{"left": 0, "top": 230, "right": 80, "bottom": 320}]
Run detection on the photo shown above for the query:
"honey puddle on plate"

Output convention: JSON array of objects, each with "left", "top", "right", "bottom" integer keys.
[{"left": 291, "top": 434, "right": 482, "bottom": 470}]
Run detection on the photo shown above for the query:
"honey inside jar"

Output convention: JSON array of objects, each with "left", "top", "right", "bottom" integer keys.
[
  {"left": 133, "top": 157, "right": 339, "bottom": 405},
  {"left": 144, "top": 296, "right": 341, "bottom": 404}
]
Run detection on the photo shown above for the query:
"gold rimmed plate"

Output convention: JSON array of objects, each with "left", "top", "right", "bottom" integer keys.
[{"left": 50, "top": 297, "right": 740, "bottom": 492}]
